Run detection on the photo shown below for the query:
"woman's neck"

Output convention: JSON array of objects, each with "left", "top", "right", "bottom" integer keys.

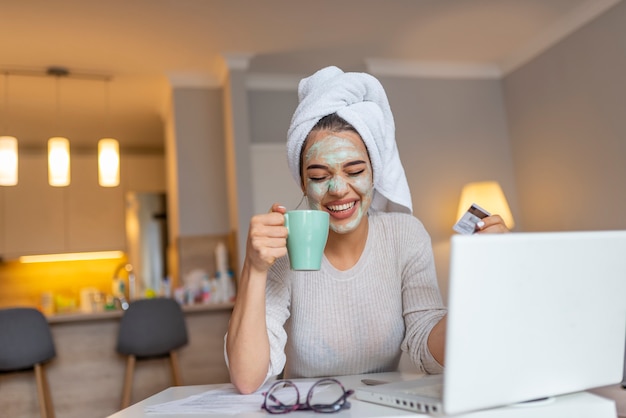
[{"left": 324, "top": 216, "right": 369, "bottom": 271}]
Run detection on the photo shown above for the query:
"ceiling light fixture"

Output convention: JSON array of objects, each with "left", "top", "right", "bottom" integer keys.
[
  {"left": 98, "top": 79, "right": 120, "bottom": 187},
  {"left": 98, "top": 138, "right": 120, "bottom": 187},
  {"left": 0, "top": 136, "right": 18, "bottom": 186},
  {"left": 0, "top": 73, "right": 18, "bottom": 186},
  {"left": 48, "top": 136, "right": 71, "bottom": 187},
  {"left": 48, "top": 67, "right": 71, "bottom": 187},
  {"left": 1, "top": 66, "right": 118, "bottom": 188}
]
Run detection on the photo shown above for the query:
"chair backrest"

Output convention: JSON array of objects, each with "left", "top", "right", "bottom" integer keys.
[
  {"left": 0, "top": 307, "right": 56, "bottom": 372},
  {"left": 116, "top": 298, "right": 188, "bottom": 357}
]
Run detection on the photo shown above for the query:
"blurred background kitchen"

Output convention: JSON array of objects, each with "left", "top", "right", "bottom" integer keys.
[{"left": 2, "top": 1, "right": 626, "bottom": 417}]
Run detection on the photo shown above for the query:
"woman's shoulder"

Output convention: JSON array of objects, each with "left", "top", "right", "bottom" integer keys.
[
  {"left": 368, "top": 211, "right": 433, "bottom": 263},
  {"left": 369, "top": 211, "right": 426, "bottom": 230},
  {"left": 369, "top": 211, "right": 431, "bottom": 244}
]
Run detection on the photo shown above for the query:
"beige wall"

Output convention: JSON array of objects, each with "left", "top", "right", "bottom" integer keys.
[
  {"left": 503, "top": 1, "right": 626, "bottom": 232},
  {"left": 131, "top": 1, "right": 626, "bottom": 286},
  {"left": 168, "top": 87, "right": 229, "bottom": 237},
  {"left": 381, "top": 77, "right": 518, "bottom": 243},
  {"left": 244, "top": 4, "right": 626, "bottom": 289}
]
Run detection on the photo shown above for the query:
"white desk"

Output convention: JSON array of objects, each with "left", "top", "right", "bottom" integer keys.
[
  {"left": 591, "top": 385, "right": 626, "bottom": 418},
  {"left": 107, "top": 372, "right": 618, "bottom": 418}
]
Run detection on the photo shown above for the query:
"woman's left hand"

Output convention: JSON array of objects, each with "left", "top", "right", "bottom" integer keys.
[{"left": 476, "top": 215, "right": 510, "bottom": 234}]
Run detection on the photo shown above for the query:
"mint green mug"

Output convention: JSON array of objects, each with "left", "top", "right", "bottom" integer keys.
[{"left": 284, "top": 210, "right": 330, "bottom": 271}]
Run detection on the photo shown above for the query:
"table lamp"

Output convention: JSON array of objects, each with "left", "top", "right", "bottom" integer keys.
[{"left": 456, "top": 181, "right": 515, "bottom": 229}]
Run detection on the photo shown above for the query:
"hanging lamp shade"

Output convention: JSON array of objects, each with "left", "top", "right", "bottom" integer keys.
[
  {"left": 98, "top": 138, "right": 120, "bottom": 187},
  {"left": 0, "top": 136, "right": 18, "bottom": 186},
  {"left": 48, "top": 136, "right": 70, "bottom": 187},
  {"left": 1, "top": 74, "right": 18, "bottom": 186}
]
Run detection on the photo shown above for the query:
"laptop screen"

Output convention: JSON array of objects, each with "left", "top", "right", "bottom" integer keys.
[{"left": 443, "top": 230, "right": 626, "bottom": 414}]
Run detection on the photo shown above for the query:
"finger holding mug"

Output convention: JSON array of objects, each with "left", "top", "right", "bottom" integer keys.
[{"left": 246, "top": 204, "right": 289, "bottom": 273}]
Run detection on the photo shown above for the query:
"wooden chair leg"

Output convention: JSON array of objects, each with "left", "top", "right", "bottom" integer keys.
[
  {"left": 41, "top": 365, "right": 55, "bottom": 418},
  {"left": 121, "top": 355, "right": 136, "bottom": 409},
  {"left": 168, "top": 351, "right": 182, "bottom": 386},
  {"left": 35, "top": 363, "right": 55, "bottom": 418}
]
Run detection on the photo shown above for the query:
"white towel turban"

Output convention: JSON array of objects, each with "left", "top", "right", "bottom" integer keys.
[{"left": 286, "top": 66, "right": 413, "bottom": 214}]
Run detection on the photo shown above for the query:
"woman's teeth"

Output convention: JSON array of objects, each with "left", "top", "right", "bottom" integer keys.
[{"left": 327, "top": 202, "right": 355, "bottom": 212}]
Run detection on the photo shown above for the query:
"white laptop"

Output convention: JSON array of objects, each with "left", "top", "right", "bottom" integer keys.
[{"left": 356, "top": 230, "right": 626, "bottom": 415}]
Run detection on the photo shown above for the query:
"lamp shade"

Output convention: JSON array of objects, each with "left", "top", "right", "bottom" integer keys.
[
  {"left": 0, "top": 136, "right": 18, "bottom": 186},
  {"left": 456, "top": 181, "right": 515, "bottom": 229},
  {"left": 48, "top": 137, "right": 70, "bottom": 187},
  {"left": 98, "top": 138, "right": 120, "bottom": 187}
]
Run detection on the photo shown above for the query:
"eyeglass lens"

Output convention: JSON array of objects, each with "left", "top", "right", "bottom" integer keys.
[
  {"left": 264, "top": 382, "right": 300, "bottom": 413},
  {"left": 308, "top": 379, "right": 350, "bottom": 412},
  {"left": 263, "top": 378, "right": 353, "bottom": 414}
]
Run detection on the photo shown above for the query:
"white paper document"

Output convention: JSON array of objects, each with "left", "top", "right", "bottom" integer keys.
[{"left": 144, "top": 381, "right": 319, "bottom": 415}]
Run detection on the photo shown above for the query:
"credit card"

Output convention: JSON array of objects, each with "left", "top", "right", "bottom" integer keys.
[{"left": 453, "top": 203, "right": 490, "bottom": 234}]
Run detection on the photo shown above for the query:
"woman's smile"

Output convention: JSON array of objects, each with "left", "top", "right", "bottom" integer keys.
[
  {"left": 325, "top": 199, "right": 359, "bottom": 219},
  {"left": 302, "top": 131, "right": 373, "bottom": 234}
]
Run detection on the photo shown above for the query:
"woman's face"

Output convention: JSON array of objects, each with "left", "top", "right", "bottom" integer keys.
[{"left": 301, "top": 129, "right": 373, "bottom": 234}]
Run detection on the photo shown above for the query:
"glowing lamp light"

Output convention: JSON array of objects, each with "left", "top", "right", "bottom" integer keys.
[
  {"left": 19, "top": 250, "right": 125, "bottom": 263},
  {"left": 0, "top": 136, "right": 18, "bottom": 186},
  {"left": 456, "top": 181, "right": 515, "bottom": 229},
  {"left": 98, "top": 138, "right": 120, "bottom": 187},
  {"left": 48, "top": 137, "right": 70, "bottom": 187}
]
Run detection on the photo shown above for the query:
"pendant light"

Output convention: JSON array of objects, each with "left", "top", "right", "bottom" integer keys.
[
  {"left": 48, "top": 67, "right": 70, "bottom": 187},
  {"left": 0, "top": 73, "right": 18, "bottom": 186},
  {"left": 98, "top": 79, "right": 120, "bottom": 187},
  {"left": 0, "top": 136, "right": 18, "bottom": 186},
  {"left": 48, "top": 136, "right": 70, "bottom": 187},
  {"left": 98, "top": 138, "right": 120, "bottom": 187}
]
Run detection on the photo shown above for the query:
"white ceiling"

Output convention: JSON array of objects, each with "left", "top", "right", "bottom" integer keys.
[{"left": 0, "top": 0, "right": 621, "bottom": 150}]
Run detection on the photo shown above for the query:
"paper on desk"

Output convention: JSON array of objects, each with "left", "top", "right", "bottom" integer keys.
[{"left": 144, "top": 381, "right": 319, "bottom": 415}]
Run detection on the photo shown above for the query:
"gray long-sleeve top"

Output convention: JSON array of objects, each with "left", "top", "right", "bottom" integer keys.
[{"left": 257, "top": 211, "right": 447, "bottom": 381}]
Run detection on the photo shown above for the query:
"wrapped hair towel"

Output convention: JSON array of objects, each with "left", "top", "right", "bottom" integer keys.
[{"left": 286, "top": 66, "right": 413, "bottom": 214}]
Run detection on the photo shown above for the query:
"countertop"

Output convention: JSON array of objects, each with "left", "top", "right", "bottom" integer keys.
[{"left": 46, "top": 301, "right": 234, "bottom": 324}]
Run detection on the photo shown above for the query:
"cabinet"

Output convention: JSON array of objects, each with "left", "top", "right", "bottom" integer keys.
[
  {"left": 66, "top": 156, "right": 126, "bottom": 253},
  {"left": 1, "top": 153, "right": 165, "bottom": 260},
  {"left": 3, "top": 154, "right": 66, "bottom": 256}
]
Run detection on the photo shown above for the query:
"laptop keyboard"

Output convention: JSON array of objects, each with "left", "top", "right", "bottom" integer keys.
[{"left": 402, "top": 383, "right": 443, "bottom": 398}]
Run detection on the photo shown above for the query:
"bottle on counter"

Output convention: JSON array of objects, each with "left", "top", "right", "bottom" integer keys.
[
  {"left": 161, "top": 276, "right": 172, "bottom": 298},
  {"left": 215, "top": 241, "right": 235, "bottom": 303},
  {"left": 215, "top": 242, "right": 229, "bottom": 274},
  {"left": 201, "top": 274, "right": 212, "bottom": 304},
  {"left": 40, "top": 291, "right": 55, "bottom": 316}
]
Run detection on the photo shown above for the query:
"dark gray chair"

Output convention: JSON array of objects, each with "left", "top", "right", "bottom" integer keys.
[
  {"left": 0, "top": 307, "right": 56, "bottom": 418},
  {"left": 116, "top": 297, "right": 188, "bottom": 408}
]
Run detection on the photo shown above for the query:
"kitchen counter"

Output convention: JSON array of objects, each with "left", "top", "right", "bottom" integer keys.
[
  {"left": 45, "top": 301, "right": 234, "bottom": 323},
  {"left": 0, "top": 301, "right": 234, "bottom": 418}
]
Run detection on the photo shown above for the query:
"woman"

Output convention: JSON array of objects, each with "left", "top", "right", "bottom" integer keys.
[{"left": 225, "top": 66, "right": 508, "bottom": 394}]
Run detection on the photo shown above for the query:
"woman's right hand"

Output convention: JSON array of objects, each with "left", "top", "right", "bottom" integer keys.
[
  {"left": 246, "top": 203, "right": 289, "bottom": 273},
  {"left": 229, "top": 203, "right": 287, "bottom": 393}
]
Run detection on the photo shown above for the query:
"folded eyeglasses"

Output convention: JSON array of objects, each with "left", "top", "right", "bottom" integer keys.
[{"left": 262, "top": 378, "right": 354, "bottom": 414}]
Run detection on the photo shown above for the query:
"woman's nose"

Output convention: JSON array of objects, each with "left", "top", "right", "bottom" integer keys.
[{"left": 328, "top": 176, "right": 349, "bottom": 194}]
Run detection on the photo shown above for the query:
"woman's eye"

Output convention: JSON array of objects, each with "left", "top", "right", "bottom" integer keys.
[
  {"left": 309, "top": 175, "right": 327, "bottom": 182},
  {"left": 348, "top": 169, "right": 365, "bottom": 177}
]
